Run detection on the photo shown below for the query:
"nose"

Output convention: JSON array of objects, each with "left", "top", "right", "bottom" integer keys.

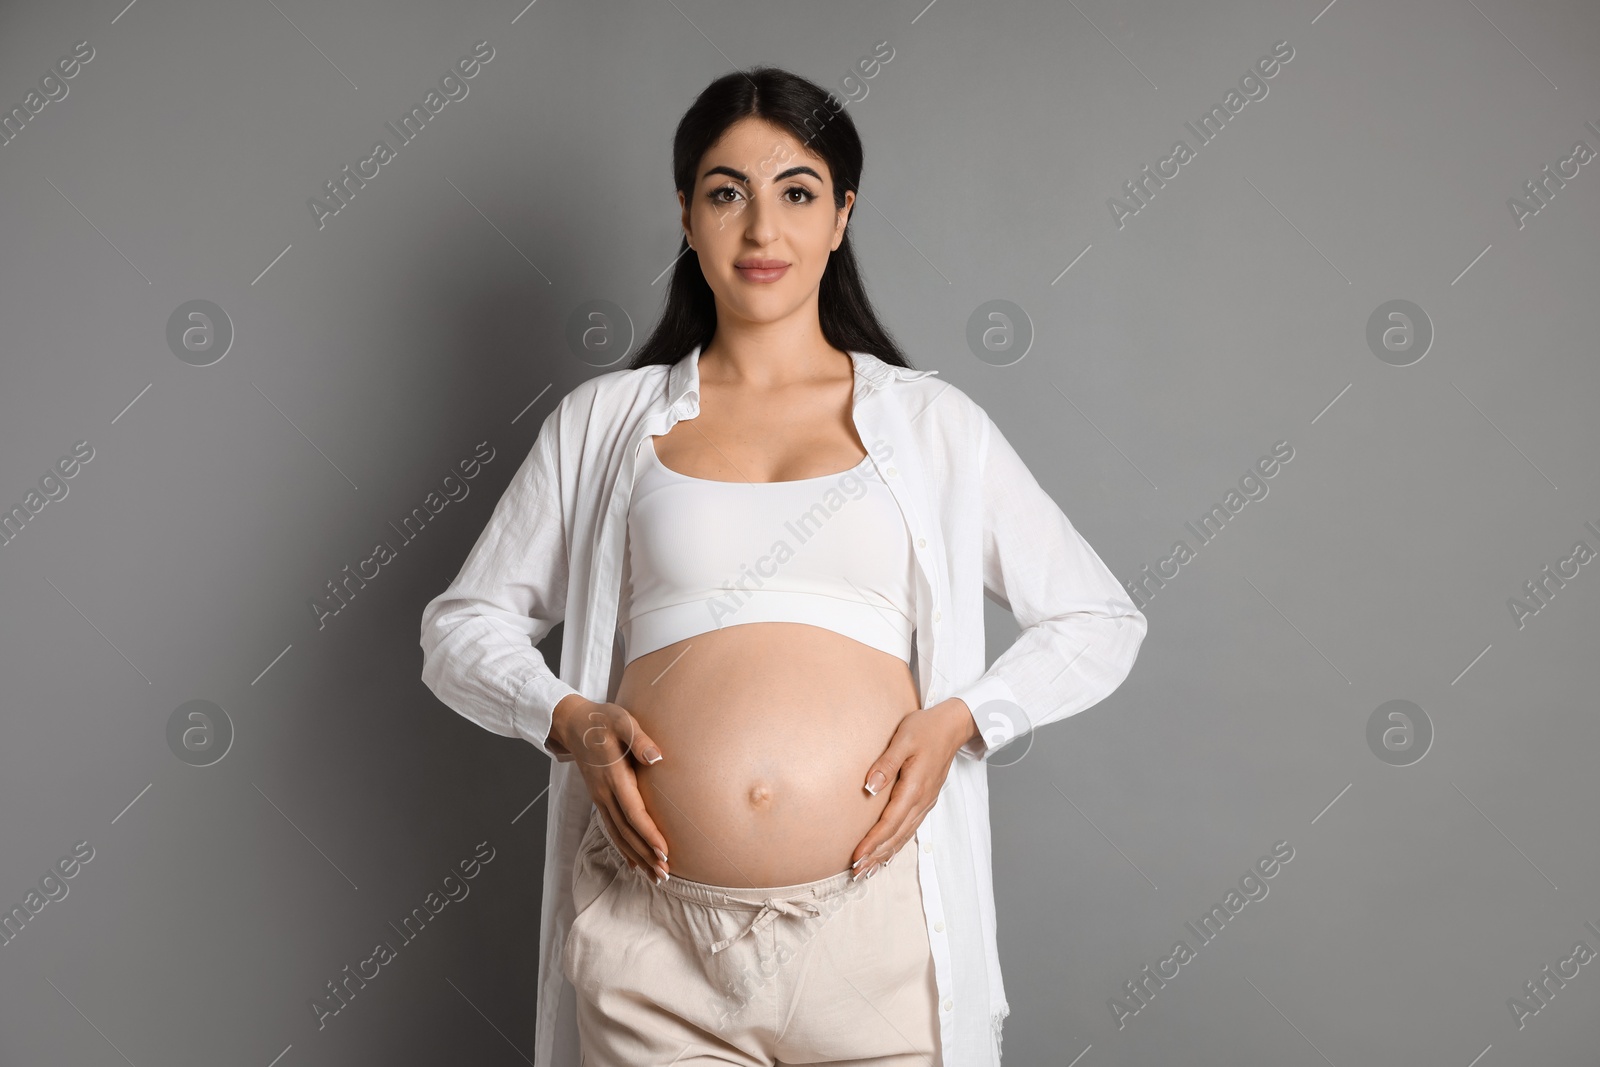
[{"left": 741, "top": 189, "right": 779, "bottom": 243}]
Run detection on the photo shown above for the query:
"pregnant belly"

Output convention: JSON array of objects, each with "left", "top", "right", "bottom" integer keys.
[{"left": 614, "top": 622, "right": 921, "bottom": 888}]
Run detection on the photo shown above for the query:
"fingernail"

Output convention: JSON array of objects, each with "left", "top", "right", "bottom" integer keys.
[
  {"left": 655, "top": 847, "right": 668, "bottom": 863},
  {"left": 851, "top": 856, "right": 866, "bottom": 869},
  {"left": 644, "top": 749, "right": 663, "bottom": 764},
  {"left": 864, "top": 770, "right": 886, "bottom": 795},
  {"left": 868, "top": 863, "right": 881, "bottom": 879}
]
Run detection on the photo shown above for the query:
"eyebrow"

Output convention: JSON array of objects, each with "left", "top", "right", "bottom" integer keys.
[{"left": 702, "top": 164, "right": 823, "bottom": 185}]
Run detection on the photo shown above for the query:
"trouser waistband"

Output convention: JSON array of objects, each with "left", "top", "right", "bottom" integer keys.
[{"left": 590, "top": 806, "right": 892, "bottom": 910}]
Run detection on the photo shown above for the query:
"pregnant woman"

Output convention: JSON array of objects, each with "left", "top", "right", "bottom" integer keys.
[{"left": 420, "top": 66, "right": 1147, "bottom": 1067}]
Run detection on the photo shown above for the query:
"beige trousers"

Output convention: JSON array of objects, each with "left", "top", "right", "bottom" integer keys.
[{"left": 562, "top": 806, "right": 941, "bottom": 1066}]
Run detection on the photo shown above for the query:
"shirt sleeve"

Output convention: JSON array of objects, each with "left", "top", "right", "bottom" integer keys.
[
  {"left": 948, "top": 409, "right": 1148, "bottom": 762},
  {"left": 418, "top": 402, "right": 583, "bottom": 761}
]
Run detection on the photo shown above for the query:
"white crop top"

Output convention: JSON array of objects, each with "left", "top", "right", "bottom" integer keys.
[{"left": 620, "top": 436, "right": 916, "bottom": 667}]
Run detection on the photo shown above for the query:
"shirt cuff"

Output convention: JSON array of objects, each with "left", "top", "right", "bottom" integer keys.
[
  {"left": 948, "top": 673, "right": 1021, "bottom": 762},
  {"left": 512, "top": 670, "right": 583, "bottom": 758}
]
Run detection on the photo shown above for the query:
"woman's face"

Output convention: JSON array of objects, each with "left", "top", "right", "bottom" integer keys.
[{"left": 679, "top": 116, "right": 854, "bottom": 330}]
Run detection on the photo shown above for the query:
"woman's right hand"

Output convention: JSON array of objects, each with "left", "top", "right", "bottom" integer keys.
[{"left": 550, "top": 694, "right": 671, "bottom": 884}]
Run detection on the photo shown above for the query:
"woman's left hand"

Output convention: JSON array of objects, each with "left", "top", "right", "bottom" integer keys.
[{"left": 849, "top": 698, "right": 980, "bottom": 880}]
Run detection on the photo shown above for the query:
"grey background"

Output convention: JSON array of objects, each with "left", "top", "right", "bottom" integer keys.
[{"left": 2, "top": 0, "right": 1598, "bottom": 1064}]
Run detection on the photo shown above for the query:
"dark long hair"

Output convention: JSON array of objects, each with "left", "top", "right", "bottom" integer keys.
[{"left": 625, "top": 65, "right": 914, "bottom": 371}]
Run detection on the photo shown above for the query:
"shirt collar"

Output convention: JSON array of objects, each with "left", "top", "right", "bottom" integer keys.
[{"left": 666, "top": 344, "right": 936, "bottom": 414}]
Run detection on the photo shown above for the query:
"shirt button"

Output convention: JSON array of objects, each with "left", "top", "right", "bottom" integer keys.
[
  {"left": 942, "top": 998, "right": 954, "bottom": 1012},
  {"left": 886, "top": 466, "right": 898, "bottom": 477},
  {"left": 933, "top": 611, "right": 942, "bottom": 622},
  {"left": 917, "top": 537, "right": 927, "bottom": 548},
  {"left": 922, "top": 841, "right": 933, "bottom": 854},
  {"left": 934, "top": 920, "right": 945, "bottom": 933}
]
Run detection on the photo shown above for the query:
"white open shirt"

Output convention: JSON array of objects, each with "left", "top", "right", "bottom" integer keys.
[{"left": 419, "top": 344, "right": 1148, "bottom": 1065}]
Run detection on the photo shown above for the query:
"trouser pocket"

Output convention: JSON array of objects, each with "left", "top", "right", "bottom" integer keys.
[{"left": 562, "top": 812, "right": 628, "bottom": 991}]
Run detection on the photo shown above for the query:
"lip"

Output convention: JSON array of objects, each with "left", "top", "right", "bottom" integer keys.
[{"left": 735, "top": 261, "right": 789, "bottom": 283}]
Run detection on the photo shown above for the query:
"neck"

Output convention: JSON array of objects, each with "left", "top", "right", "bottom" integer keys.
[{"left": 698, "top": 321, "right": 846, "bottom": 389}]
